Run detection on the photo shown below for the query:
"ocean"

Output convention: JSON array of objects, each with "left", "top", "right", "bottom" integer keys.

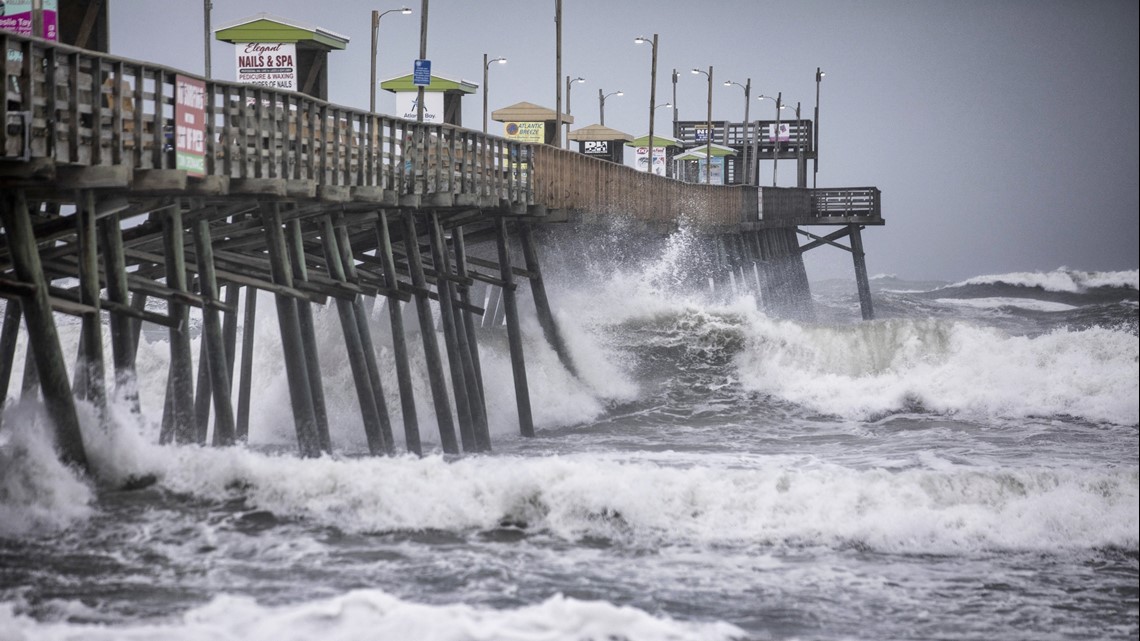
[{"left": 1, "top": 228, "right": 1137, "bottom": 641}]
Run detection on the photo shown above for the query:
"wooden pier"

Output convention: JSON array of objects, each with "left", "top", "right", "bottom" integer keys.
[{"left": 1, "top": 33, "right": 883, "bottom": 470}]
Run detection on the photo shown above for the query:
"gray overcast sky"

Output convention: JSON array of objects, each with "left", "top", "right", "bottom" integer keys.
[{"left": 108, "top": 0, "right": 1139, "bottom": 281}]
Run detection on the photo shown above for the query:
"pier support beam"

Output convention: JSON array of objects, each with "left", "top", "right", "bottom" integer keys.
[
  {"left": 496, "top": 217, "right": 534, "bottom": 437},
  {"left": 402, "top": 210, "right": 459, "bottom": 454},
  {"left": 235, "top": 285, "right": 257, "bottom": 442},
  {"left": 450, "top": 226, "right": 491, "bottom": 451},
  {"left": 320, "top": 216, "right": 390, "bottom": 455},
  {"left": 333, "top": 220, "right": 396, "bottom": 454},
  {"left": 849, "top": 224, "right": 874, "bottom": 321},
  {"left": 376, "top": 210, "right": 421, "bottom": 454},
  {"left": 159, "top": 203, "right": 196, "bottom": 445},
  {"left": 76, "top": 191, "right": 106, "bottom": 412},
  {"left": 192, "top": 215, "right": 236, "bottom": 446},
  {"left": 259, "top": 203, "right": 322, "bottom": 458},
  {"left": 0, "top": 190, "right": 88, "bottom": 470},
  {"left": 428, "top": 212, "right": 477, "bottom": 451},
  {"left": 0, "top": 302, "right": 21, "bottom": 427},
  {"left": 287, "top": 218, "right": 332, "bottom": 453},
  {"left": 519, "top": 223, "right": 577, "bottom": 379},
  {"left": 99, "top": 213, "right": 139, "bottom": 412}
]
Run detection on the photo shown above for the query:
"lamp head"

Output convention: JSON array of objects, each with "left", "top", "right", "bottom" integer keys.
[{"left": 400, "top": 7, "right": 412, "bottom": 14}]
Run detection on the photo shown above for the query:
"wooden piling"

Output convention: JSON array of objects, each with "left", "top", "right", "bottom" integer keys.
[
  {"left": 235, "top": 285, "right": 257, "bottom": 442},
  {"left": 402, "top": 210, "right": 459, "bottom": 454},
  {"left": 495, "top": 217, "right": 534, "bottom": 437},
  {"left": 332, "top": 220, "right": 396, "bottom": 453},
  {"left": 519, "top": 223, "right": 577, "bottom": 378},
  {"left": 259, "top": 203, "right": 322, "bottom": 458},
  {"left": 450, "top": 226, "right": 491, "bottom": 451},
  {"left": 0, "top": 301, "right": 22, "bottom": 426},
  {"left": 99, "top": 213, "right": 140, "bottom": 412},
  {"left": 849, "top": 224, "right": 875, "bottom": 321},
  {"left": 428, "top": 212, "right": 477, "bottom": 451},
  {"left": 319, "top": 215, "right": 389, "bottom": 455},
  {"left": 159, "top": 203, "right": 196, "bottom": 445},
  {"left": 192, "top": 215, "right": 237, "bottom": 446},
  {"left": 376, "top": 210, "right": 422, "bottom": 455},
  {"left": 76, "top": 192, "right": 106, "bottom": 411},
  {"left": 286, "top": 218, "right": 332, "bottom": 453},
  {"left": 0, "top": 190, "right": 88, "bottom": 470}
]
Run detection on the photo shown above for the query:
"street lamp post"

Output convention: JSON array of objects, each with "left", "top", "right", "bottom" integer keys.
[
  {"left": 814, "top": 67, "right": 824, "bottom": 187},
  {"left": 565, "top": 75, "right": 584, "bottom": 147},
  {"left": 598, "top": 89, "right": 622, "bottom": 126},
  {"left": 370, "top": 7, "right": 412, "bottom": 113},
  {"left": 692, "top": 66, "right": 713, "bottom": 184},
  {"left": 635, "top": 34, "right": 658, "bottom": 175},
  {"left": 482, "top": 54, "right": 506, "bottom": 134},
  {"left": 758, "top": 93, "right": 786, "bottom": 187},
  {"left": 724, "top": 78, "right": 751, "bottom": 184}
]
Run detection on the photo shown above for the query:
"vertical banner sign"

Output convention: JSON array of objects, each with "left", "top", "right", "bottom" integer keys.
[
  {"left": 0, "top": 0, "right": 57, "bottom": 39},
  {"left": 413, "top": 59, "right": 432, "bottom": 86},
  {"left": 235, "top": 42, "right": 297, "bottom": 90},
  {"left": 175, "top": 74, "right": 206, "bottom": 177}
]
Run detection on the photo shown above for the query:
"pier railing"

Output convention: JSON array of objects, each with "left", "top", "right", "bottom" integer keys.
[
  {"left": 3, "top": 32, "right": 879, "bottom": 228},
  {"left": 2, "top": 33, "right": 529, "bottom": 206}
]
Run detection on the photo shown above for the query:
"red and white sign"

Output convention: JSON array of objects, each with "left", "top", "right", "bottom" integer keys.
[{"left": 175, "top": 74, "right": 206, "bottom": 176}]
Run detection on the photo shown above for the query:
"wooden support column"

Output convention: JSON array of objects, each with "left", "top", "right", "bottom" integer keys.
[
  {"left": 0, "top": 190, "right": 88, "bottom": 470},
  {"left": 192, "top": 216, "right": 237, "bottom": 446},
  {"left": 222, "top": 284, "right": 240, "bottom": 390},
  {"left": 98, "top": 213, "right": 139, "bottom": 412},
  {"left": 159, "top": 204, "right": 196, "bottom": 445},
  {"left": 849, "top": 224, "right": 875, "bottom": 321},
  {"left": 496, "top": 217, "right": 534, "bottom": 437},
  {"left": 428, "top": 212, "right": 476, "bottom": 451},
  {"left": 376, "top": 210, "right": 421, "bottom": 455},
  {"left": 402, "top": 210, "right": 459, "bottom": 454},
  {"left": 128, "top": 291, "right": 148, "bottom": 363},
  {"left": 518, "top": 223, "right": 577, "bottom": 378},
  {"left": 333, "top": 220, "right": 396, "bottom": 453},
  {"left": 76, "top": 191, "right": 106, "bottom": 412},
  {"left": 286, "top": 218, "right": 332, "bottom": 453},
  {"left": 0, "top": 302, "right": 22, "bottom": 427},
  {"left": 319, "top": 216, "right": 389, "bottom": 455},
  {"left": 192, "top": 322, "right": 211, "bottom": 443},
  {"left": 450, "top": 226, "right": 491, "bottom": 451},
  {"left": 235, "top": 285, "right": 257, "bottom": 442},
  {"left": 259, "top": 203, "right": 322, "bottom": 458}
]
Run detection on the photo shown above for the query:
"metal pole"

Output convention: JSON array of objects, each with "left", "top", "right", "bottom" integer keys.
[
  {"left": 554, "top": 0, "right": 562, "bottom": 147},
  {"left": 416, "top": 0, "right": 428, "bottom": 123},
  {"left": 814, "top": 67, "right": 823, "bottom": 187},
  {"left": 203, "top": 0, "right": 212, "bottom": 78},
  {"left": 772, "top": 92, "right": 781, "bottom": 187},
  {"left": 646, "top": 34, "right": 658, "bottom": 175},
  {"left": 483, "top": 53, "right": 489, "bottom": 134},
  {"left": 706, "top": 66, "right": 712, "bottom": 184},
  {"left": 742, "top": 79, "right": 751, "bottom": 184},
  {"left": 370, "top": 10, "right": 379, "bottom": 113},
  {"left": 599, "top": 88, "right": 604, "bottom": 126}
]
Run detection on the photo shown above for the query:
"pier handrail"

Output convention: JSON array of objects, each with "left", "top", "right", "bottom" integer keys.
[{"left": 1, "top": 32, "right": 530, "bottom": 205}]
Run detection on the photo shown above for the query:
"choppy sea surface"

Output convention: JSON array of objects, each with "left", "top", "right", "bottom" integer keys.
[{"left": 2, "top": 231, "right": 1137, "bottom": 640}]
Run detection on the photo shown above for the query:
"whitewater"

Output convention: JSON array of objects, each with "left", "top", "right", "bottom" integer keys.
[{"left": 1, "top": 228, "right": 1137, "bottom": 640}]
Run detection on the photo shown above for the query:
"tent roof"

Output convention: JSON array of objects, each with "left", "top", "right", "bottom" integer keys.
[
  {"left": 492, "top": 101, "right": 573, "bottom": 124},
  {"left": 625, "top": 133, "right": 683, "bottom": 147},
  {"left": 380, "top": 74, "right": 478, "bottom": 94},
  {"left": 567, "top": 124, "right": 633, "bottom": 141},
  {"left": 674, "top": 143, "right": 738, "bottom": 159},
  {"left": 215, "top": 13, "right": 349, "bottom": 49}
]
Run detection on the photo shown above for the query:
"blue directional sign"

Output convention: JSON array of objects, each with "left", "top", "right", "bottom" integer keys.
[{"left": 413, "top": 59, "right": 432, "bottom": 86}]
